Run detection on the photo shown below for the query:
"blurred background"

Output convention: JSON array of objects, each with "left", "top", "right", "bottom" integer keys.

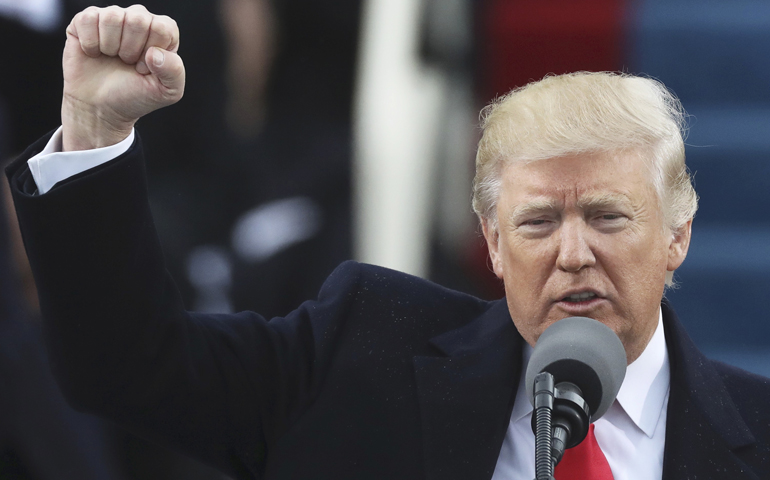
[{"left": 1, "top": 0, "right": 769, "bottom": 477}]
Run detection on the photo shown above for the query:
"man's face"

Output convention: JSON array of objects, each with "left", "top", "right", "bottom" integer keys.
[{"left": 482, "top": 151, "right": 691, "bottom": 364}]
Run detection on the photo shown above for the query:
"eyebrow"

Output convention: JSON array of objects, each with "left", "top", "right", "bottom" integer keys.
[
  {"left": 507, "top": 199, "right": 560, "bottom": 224},
  {"left": 576, "top": 192, "right": 633, "bottom": 211}
]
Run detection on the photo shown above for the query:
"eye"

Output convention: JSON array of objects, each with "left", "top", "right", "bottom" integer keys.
[
  {"left": 519, "top": 217, "right": 555, "bottom": 228},
  {"left": 524, "top": 219, "right": 547, "bottom": 226},
  {"left": 515, "top": 216, "right": 557, "bottom": 237},
  {"left": 592, "top": 212, "right": 628, "bottom": 231}
]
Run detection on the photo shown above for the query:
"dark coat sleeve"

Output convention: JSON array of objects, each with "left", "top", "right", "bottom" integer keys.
[{"left": 4, "top": 133, "right": 362, "bottom": 479}]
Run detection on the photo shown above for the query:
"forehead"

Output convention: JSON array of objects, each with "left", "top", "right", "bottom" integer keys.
[{"left": 498, "top": 151, "right": 656, "bottom": 208}]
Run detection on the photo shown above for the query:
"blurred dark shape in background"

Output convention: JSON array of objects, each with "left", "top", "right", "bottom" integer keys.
[
  {"left": 0, "top": 10, "right": 61, "bottom": 154},
  {"left": 128, "top": 0, "right": 360, "bottom": 320},
  {"left": 219, "top": 0, "right": 361, "bottom": 318}
]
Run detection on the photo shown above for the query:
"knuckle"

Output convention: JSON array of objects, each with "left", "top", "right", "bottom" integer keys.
[
  {"left": 155, "top": 15, "right": 178, "bottom": 34},
  {"left": 156, "top": 14, "right": 175, "bottom": 25},
  {"left": 100, "top": 9, "right": 124, "bottom": 27},
  {"left": 78, "top": 8, "right": 99, "bottom": 26},
  {"left": 152, "top": 26, "right": 174, "bottom": 45},
  {"left": 124, "top": 12, "right": 150, "bottom": 32},
  {"left": 127, "top": 4, "right": 149, "bottom": 13}
]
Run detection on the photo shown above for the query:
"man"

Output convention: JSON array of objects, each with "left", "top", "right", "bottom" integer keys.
[{"left": 6, "top": 5, "right": 770, "bottom": 480}]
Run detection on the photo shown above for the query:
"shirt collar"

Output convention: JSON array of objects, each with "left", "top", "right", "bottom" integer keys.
[
  {"left": 615, "top": 309, "right": 670, "bottom": 437},
  {"left": 510, "top": 310, "right": 670, "bottom": 438}
]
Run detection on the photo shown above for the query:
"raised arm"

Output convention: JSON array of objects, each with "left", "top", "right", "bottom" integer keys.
[
  {"left": 61, "top": 4, "right": 184, "bottom": 151},
  {"left": 4, "top": 6, "right": 328, "bottom": 478}
]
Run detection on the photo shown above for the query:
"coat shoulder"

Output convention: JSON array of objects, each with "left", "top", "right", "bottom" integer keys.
[
  {"left": 303, "top": 260, "right": 501, "bottom": 357},
  {"left": 322, "top": 260, "right": 495, "bottom": 323},
  {"left": 712, "top": 361, "right": 770, "bottom": 453},
  {"left": 712, "top": 360, "right": 770, "bottom": 416}
]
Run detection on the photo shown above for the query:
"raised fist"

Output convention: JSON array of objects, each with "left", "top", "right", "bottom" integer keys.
[{"left": 62, "top": 5, "right": 185, "bottom": 151}]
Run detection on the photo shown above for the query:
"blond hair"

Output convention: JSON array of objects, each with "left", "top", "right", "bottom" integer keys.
[{"left": 472, "top": 72, "right": 698, "bottom": 286}]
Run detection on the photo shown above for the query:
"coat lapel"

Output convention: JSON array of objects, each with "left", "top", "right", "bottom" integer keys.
[
  {"left": 413, "top": 300, "right": 522, "bottom": 480},
  {"left": 661, "top": 302, "right": 760, "bottom": 479}
]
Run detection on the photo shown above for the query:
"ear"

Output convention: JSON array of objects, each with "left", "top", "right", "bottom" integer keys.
[
  {"left": 481, "top": 217, "right": 504, "bottom": 279},
  {"left": 667, "top": 219, "right": 692, "bottom": 272}
]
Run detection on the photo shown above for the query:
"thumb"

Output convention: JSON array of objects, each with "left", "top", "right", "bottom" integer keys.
[{"left": 145, "top": 47, "right": 186, "bottom": 100}]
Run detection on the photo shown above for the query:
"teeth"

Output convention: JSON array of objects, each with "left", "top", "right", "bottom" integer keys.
[{"left": 565, "top": 292, "right": 596, "bottom": 302}]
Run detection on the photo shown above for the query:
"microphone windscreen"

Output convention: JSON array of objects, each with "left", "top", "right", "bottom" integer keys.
[{"left": 525, "top": 317, "right": 626, "bottom": 421}]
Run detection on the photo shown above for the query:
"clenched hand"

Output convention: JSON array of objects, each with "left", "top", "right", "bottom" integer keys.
[{"left": 62, "top": 5, "right": 185, "bottom": 151}]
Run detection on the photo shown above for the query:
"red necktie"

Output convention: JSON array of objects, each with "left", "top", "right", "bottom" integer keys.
[{"left": 554, "top": 424, "right": 614, "bottom": 480}]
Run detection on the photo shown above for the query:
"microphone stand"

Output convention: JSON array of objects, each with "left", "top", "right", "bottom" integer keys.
[{"left": 531, "top": 372, "right": 591, "bottom": 480}]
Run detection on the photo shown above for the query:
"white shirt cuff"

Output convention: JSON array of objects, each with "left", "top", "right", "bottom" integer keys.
[{"left": 27, "top": 127, "right": 135, "bottom": 194}]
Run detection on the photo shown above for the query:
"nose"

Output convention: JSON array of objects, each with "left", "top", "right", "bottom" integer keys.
[{"left": 556, "top": 219, "right": 596, "bottom": 272}]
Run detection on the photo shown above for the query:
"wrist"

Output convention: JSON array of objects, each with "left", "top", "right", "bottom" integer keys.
[{"left": 61, "top": 94, "right": 135, "bottom": 151}]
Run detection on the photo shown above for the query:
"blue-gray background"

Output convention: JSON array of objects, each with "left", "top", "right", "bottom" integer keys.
[{"left": 629, "top": 0, "right": 770, "bottom": 376}]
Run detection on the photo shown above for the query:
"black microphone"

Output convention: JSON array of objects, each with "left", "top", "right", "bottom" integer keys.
[{"left": 525, "top": 317, "right": 626, "bottom": 479}]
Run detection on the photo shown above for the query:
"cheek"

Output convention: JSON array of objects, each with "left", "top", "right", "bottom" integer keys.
[
  {"left": 500, "top": 240, "right": 555, "bottom": 294},
  {"left": 602, "top": 234, "right": 669, "bottom": 303},
  {"left": 501, "top": 239, "right": 547, "bottom": 274},
  {"left": 634, "top": 234, "right": 671, "bottom": 275},
  {"left": 615, "top": 226, "right": 669, "bottom": 266}
]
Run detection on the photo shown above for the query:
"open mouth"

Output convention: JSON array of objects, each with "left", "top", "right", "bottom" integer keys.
[{"left": 561, "top": 292, "right": 598, "bottom": 303}]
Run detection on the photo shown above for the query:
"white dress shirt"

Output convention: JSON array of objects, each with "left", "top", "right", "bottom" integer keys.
[
  {"left": 28, "top": 130, "right": 671, "bottom": 479},
  {"left": 493, "top": 311, "right": 669, "bottom": 480},
  {"left": 27, "top": 127, "right": 135, "bottom": 195}
]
